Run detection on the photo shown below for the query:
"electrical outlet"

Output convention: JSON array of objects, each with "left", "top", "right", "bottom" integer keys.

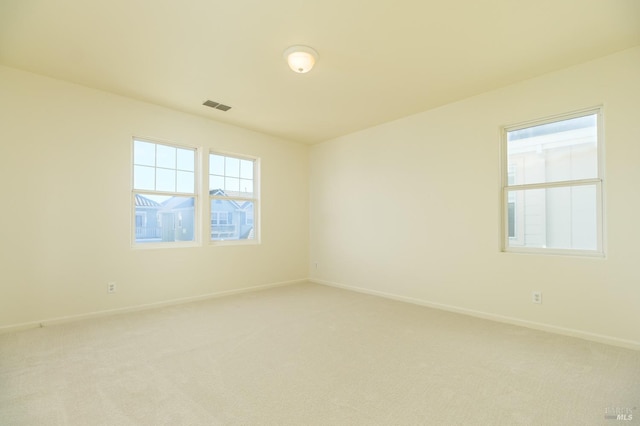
[
  {"left": 314, "top": 261, "right": 319, "bottom": 270},
  {"left": 107, "top": 282, "right": 116, "bottom": 294},
  {"left": 532, "top": 291, "right": 542, "bottom": 304}
]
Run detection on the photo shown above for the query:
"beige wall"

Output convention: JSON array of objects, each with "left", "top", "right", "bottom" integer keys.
[
  {"left": 309, "top": 47, "right": 640, "bottom": 347},
  {"left": 0, "top": 66, "right": 309, "bottom": 328}
]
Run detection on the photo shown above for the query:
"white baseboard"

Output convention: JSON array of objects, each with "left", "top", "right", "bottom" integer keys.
[
  {"left": 310, "top": 278, "right": 640, "bottom": 351},
  {"left": 0, "top": 278, "right": 307, "bottom": 334}
]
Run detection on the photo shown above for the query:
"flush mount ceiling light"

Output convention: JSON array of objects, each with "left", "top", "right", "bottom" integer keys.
[{"left": 283, "top": 45, "right": 318, "bottom": 73}]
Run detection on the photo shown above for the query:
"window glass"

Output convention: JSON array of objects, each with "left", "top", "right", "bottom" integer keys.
[
  {"left": 210, "top": 154, "right": 225, "bottom": 175},
  {"left": 507, "top": 115, "right": 597, "bottom": 186},
  {"left": 176, "top": 148, "right": 194, "bottom": 172},
  {"left": 133, "top": 139, "right": 197, "bottom": 246},
  {"left": 134, "top": 165, "right": 155, "bottom": 191},
  {"left": 134, "top": 141, "right": 155, "bottom": 166},
  {"left": 503, "top": 110, "right": 602, "bottom": 255},
  {"left": 506, "top": 185, "right": 597, "bottom": 251},
  {"left": 209, "top": 152, "right": 258, "bottom": 243},
  {"left": 210, "top": 200, "right": 255, "bottom": 241},
  {"left": 226, "top": 157, "right": 240, "bottom": 177},
  {"left": 156, "top": 168, "right": 176, "bottom": 192},
  {"left": 156, "top": 144, "right": 176, "bottom": 169}
]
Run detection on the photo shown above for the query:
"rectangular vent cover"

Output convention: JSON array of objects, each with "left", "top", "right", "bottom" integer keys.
[{"left": 203, "top": 100, "right": 232, "bottom": 111}]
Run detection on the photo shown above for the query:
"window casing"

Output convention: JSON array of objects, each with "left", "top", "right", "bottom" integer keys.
[
  {"left": 209, "top": 152, "right": 259, "bottom": 243},
  {"left": 132, "top": 138, "right": 198, "bottom": 247},
  {"left": 502, "top": 108, "right": 604, "bottom": 256}
]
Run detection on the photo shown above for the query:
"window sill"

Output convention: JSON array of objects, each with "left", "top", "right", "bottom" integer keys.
[
  {"left": 209, "top": 239, "right": 260, "bottom": 247},
  {"left": 502, "top": 247, "right": 605, "bottom": 258},
  {"left": 131, "top": 241, "right": 200, "bottom": 250}
]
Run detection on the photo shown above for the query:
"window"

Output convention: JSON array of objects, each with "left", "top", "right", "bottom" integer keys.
[
  {"left": 132, "top": 139, "right": 197, "bottom": 246},
  {"left": 209, "top": 152, "right": 258, "bottom": 242},
  {"left": 502, "top": 108, "right": 603, "bottom": 255},
  {"left": 211, "top": 211, "right": 232, "bottom": 225}
]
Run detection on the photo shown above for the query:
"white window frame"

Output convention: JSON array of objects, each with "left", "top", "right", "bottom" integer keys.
[
  {"left": 131, "top": 137, "right": 200, "bottom": 249},
  {"left": 501, "top": 107, "right": 605, "bottom": 256},
  {"left": 506, "top": 164, "right": 517, "bottom": 239},
  {"left": 208, "top": 151, "right": 260, "bottom": 245}
]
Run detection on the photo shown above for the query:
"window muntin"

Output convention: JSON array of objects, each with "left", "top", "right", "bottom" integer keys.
[
  {"left": 503, "top": 109, "right": 603, "bottom": 255},
  {"left": 132, "top": 139, "right": 197, "bottom": 246},
  {"left": 209, "top": 153, "right": 258, "bottom": 242}
]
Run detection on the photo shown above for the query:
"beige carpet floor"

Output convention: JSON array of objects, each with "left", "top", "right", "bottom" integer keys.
[{"left": 1, "top": 282, "right": 638, "bottom": 425}]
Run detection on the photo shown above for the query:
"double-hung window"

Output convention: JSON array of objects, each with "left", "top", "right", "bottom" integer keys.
[
  {"left": 209, "top": 152, "right": 259, "bottom": 243},
  {"left": 132, "top": 138, "right": 197, "bottom": 246},
  {"left": 502, "top": 108, "right": 604, "bottom": 255}
]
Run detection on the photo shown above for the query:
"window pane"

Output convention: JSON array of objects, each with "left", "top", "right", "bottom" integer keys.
[
  {"left": 240, "top": 159, "right": 254, "bottom": 179},
  {"left": 134, "top": 165, "right": 155, "bottom": 190},
  {"left": 210, "top": 175, "right": 224, "bottom": 192},
  {"left": 239, "top": 179, "right": 253, "bottom": 197},
  {"left": 507, "top": 114, "right": 597, "bottom": 186},
  {"left": 507, "top": 202, "right": 515, "bottom": 238},
  {"left": 135, "top": 195, "right": 195, "bottom": 243},
  {"left": 176, "top": 171, "right": 194, "bottom": 193},
  {"left": 156, "top": 168, "right": 176, "bottom": 192},
  {"left": 134, "top": 141, "right": 155, "bottom": 166},
  {"left": 225, "top": 177, "right": 240, "bottom": 195},
  {"left": 210, "top": 154, "right": 225, "bottom": 176},
  {"left": 177, "top": 148, "right": 194, "bottom": 171},
  {"left": 507, "top": 185, "right": 597, "bottom": 250},
  {"left": 208, "top": 152, "right": 258, "bottom": 243},
  {"left": 156, "top": 144, "right": 176, "bottom": 169},
  {"left": 225, "top": 157, "right": 240, "bottom": 177},
  {"left": 211, "top": 200, "right": 254, "bottom": 241},
  {"left": 133, "top": 140, "right": 198, "bottom": 247}
]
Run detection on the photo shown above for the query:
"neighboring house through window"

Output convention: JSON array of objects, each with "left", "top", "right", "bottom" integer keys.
[
  {"left": 209, "top": 152, "right": 259, "bottom": 242},
  {"left": 502, "top": 108, "right": 604, "bottom": 255},
  {"left": 132, "top": 138, "right": 197, "bottom": 246}
]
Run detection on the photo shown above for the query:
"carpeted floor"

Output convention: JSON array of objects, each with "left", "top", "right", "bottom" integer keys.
[{"left": 1, "top": 282, "right": 638, "bottom": 425}]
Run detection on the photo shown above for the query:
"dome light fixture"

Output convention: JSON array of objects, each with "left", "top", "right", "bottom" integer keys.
[{"left": 284, "top": 45, "right": 318, "bottom": 74}]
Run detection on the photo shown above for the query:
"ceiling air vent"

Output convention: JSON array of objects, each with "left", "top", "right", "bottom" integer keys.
[{"left": 203, "top": 100, "right": 232, "bottom": 112}]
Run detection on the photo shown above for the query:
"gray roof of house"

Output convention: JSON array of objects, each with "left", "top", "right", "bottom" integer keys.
[{"left": 135, "top": 194, "right": 161, "bottom": 207}]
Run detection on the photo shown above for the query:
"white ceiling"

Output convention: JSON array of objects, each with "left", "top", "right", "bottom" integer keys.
[{"left": 1, "top": 0, "right": 639, "bottom": 144}]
